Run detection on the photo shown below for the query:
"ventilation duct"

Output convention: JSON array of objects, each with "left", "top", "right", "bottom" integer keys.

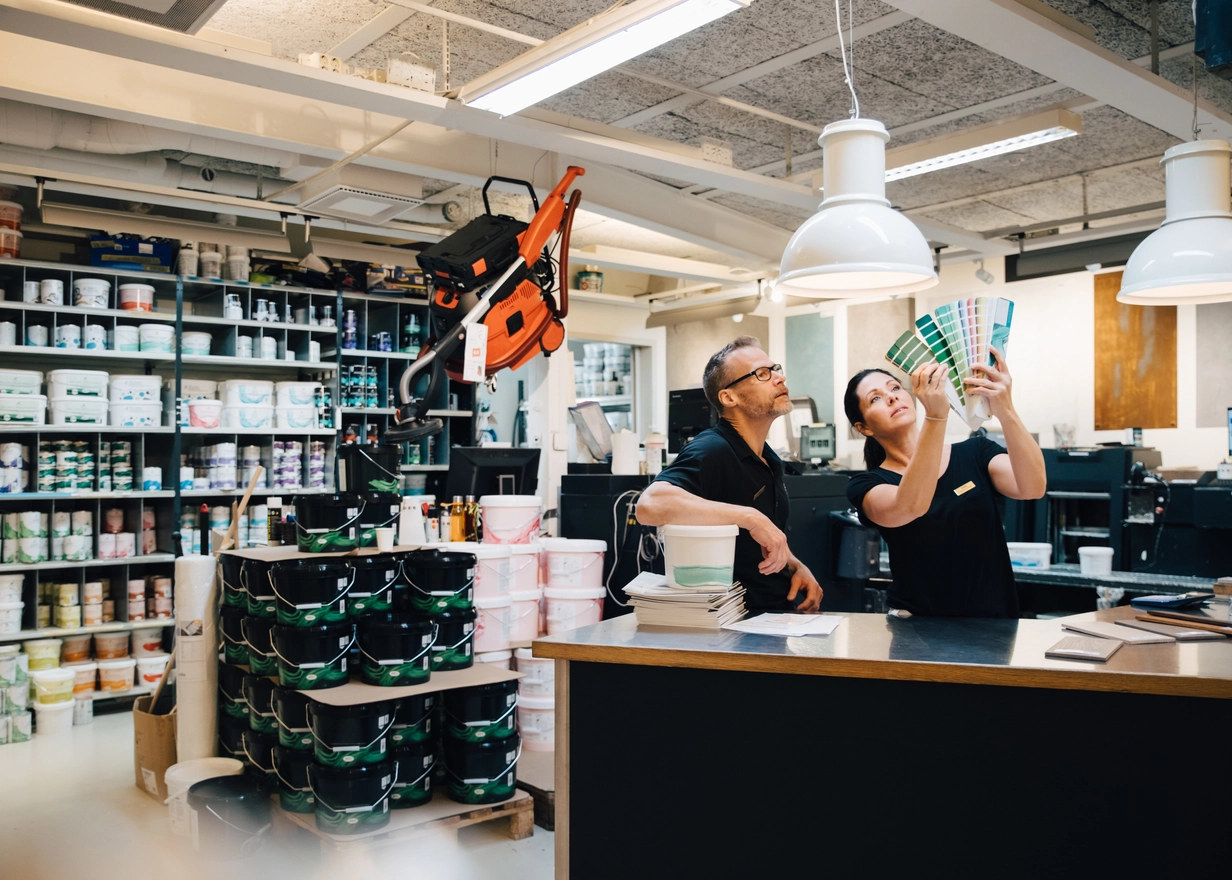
[
  {"left": 645, "top": 291, "right": 760, "bottom": 328},
  {"left": 59, "top": 0, "right": 228, "bottom": 34},
  {"left": 296, "top": 166, "right": 427, "bottom": 225}
]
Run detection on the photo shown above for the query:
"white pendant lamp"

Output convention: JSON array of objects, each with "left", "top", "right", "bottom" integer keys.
[
  {"left": 778, "top": 118, "right": 939, "bottom": 298},
  {"left": 1117, "top": 139, "right": 1232, "bottom": 305}
]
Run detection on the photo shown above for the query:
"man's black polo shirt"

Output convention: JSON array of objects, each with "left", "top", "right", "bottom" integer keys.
[{"left": 649, "top": 417, "right": 793, "bottom": 612}]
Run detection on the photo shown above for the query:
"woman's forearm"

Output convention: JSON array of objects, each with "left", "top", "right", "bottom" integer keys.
[
  {"left": 999, "top": 407, "right": 1047, "bottom": 498},
  {"left": 894, "top": 418, "right": 947, "bottom": 516}
]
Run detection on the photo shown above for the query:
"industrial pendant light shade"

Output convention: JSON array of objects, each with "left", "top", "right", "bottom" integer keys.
[
  {"left": 1118, "top": 140, "right": 1232, "bottom": 305},
  {"left": 779, "top": 118, "right": 938, "bottom": 299}
]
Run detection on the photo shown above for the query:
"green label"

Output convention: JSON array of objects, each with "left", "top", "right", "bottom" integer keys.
[
  {"left": 10, "top": 713, "right": 31, "bottom": 743},
  {"left": 249, "top": 653, "right": 280, "bottom": 677},
  {"left": 390, "top": 778, "right": 432, "bottom": 809},
  {"left": 250, "top": 713, "right": 278, "bottom": 735},
  {"left": 279, "top": 725, "right": 314, "bottom": 751},
  {"left": 224, "top": 587, "right": 247, "bottom": 608},
  {"left": 412, "top": 591, "right": 473, "bottom": 613},
  {"left": 430, "top": 643, "right": 472, "bottom": 672},
  {"left": 359, "top": 657, "right": 430, "bottom": 687},
  {"left": 277, "top": 603, "right": 347, "bottom": 627},
  {"left": 278, "top": 659, "right": 348, "bottom": 690},
  {"left": 221, "top": 699, "right": 250, "bottom": 720},
  {"left": 298, "top": 530, "right": 357, "bottom": 553},
  {"left": 347, "top": 594, "right": 393, "bottom": 618},
  {"left": 444, "top": 716, "right": 516, "bottom": 743},
  {"left": 671, "top": 565, "right": 735, "bottom": 588},
  {"left": 314, "top": 738, "right": 388, "bottom": 768},
  {"left": 224, "top": 642, "right": 248, "bottom": 665},
  {"left": 314, "top": 800, "right": 390, "bottom": 835},
  {"left": 390, "top": 716, "right": 432, "bottom": 746},
  {"left": 278, "top": 785, "right": 315, "bottom": 814},
  {"left": 247, "top": 598, "right": 277, "bottom": 618},
  {"left": 447, "top": 775, "right": 515, "bottom": 805}
]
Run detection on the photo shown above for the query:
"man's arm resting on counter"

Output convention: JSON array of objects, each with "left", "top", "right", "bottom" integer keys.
[{"left": 635, "top": 480, "right": 790, "bottom": 575}]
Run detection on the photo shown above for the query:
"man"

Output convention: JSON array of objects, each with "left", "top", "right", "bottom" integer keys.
[{"left": 636, "top": 337, "right": 822, "bottom": 613}]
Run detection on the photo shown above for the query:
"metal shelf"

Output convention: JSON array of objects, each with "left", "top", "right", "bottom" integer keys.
[
  {"left": 1058, "top": 529, "right": 1111, "bottom": 537},
  {"left": 339, "top": 407, "right": 397, "bottom": 416},
  {"left": 0, "top": 257, "right": 178, "bottom": 286},
  {"left": 339, "top": 291, "right": 429, "bottom": 306},
  {"left": 179, "top": 487, "right": 333, "bottom": 497},
  {"left": 0, "top": 425, "right": 175, "bottom": 434},
  {"left": 181, "top": 355, "right": 337, "bottom": 373},
  {"left": 427, "top": 409, "right": 472, "bottom": 417},
  {"left": 1046, "top": 491, "right": 1112, "bottom": 500},
  {"left": 0, "top": 345, "right": 175, "bottom": 363},
  {"left": 181, "top": 277, "right": 340, "bottom": 298},
  {"left": 181, "top": 427, "right": 335, "bottom": 437},
  {"left": 180, "top": 314, "right": 336, "bottom": 334},
  {"left": 92, "top": 685, "right": 154, "bottom": 702},
  {"left": 0, "top": 491, "right": 175, "bottom": 501},
  {"left": 0, "top": 301, "right": 176, "bottom": 322},
  {"left": 324, "top": 349, "right": 421, "bottom": 361},
  {"left": 0, "top": 619, "right": 169, "bottom": 643},
  {"left": 0, "top": 552, "right": 176, "bottom": 574}
]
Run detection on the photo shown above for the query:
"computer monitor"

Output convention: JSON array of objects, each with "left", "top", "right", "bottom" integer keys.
[
  {"left": 569, "top": 402, "right": 613, "bottom": 462},
  {"left": 447, "top": 447, "right": 540, "bottom": 497},
  {"left": 800, "top": 423, "right": 836, "bottom": 463},
  {"left": 668, "top": 388, "right": 717, "bottom": 453}
]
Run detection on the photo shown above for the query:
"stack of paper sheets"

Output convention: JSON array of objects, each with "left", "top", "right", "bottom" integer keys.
[{"left": 623, "top": 572, "right": 746, "bottom": 629}]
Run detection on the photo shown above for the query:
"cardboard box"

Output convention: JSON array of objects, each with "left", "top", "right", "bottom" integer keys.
[{"left": 133, "top": 694, "right": 177, "bottom": 802}]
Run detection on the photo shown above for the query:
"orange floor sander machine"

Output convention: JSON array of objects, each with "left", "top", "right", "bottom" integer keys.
[{"left": 386, "top": 166, "right": 585, "bottom": 443}]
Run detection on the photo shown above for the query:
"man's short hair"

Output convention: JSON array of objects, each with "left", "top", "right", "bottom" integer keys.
[{"left": 702, "top": 336, "right": 760, "bottom": 411}]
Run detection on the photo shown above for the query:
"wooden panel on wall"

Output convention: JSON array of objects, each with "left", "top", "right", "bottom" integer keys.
[{"left": 1093, "top": 271, "right": 1177, "bottom": 430}]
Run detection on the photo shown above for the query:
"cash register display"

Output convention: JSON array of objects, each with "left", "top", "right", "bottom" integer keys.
[{"left": 801, "top": 424, "right": 836, "bottom": 462}]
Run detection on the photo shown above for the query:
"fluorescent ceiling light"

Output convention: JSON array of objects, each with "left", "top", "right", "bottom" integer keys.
[
  {"left": 883, "top": 108, "right": 1082, "bottom": 183},
  {"left": 460, "top": 0, "right": 751, "bottom": 117}
]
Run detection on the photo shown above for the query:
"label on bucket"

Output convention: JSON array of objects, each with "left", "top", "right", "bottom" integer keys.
[{"left": 361, "top": 655, "right": 430, "bottom": 687}]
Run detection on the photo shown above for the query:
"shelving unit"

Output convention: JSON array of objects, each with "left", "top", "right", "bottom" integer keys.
[{"left": 0, "top": 618, "right": 168, "bottom": 644}]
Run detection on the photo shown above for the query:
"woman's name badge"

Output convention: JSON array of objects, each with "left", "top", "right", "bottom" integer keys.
[{"left": 954, "top": 481, "right": 976, "bottom": 496}]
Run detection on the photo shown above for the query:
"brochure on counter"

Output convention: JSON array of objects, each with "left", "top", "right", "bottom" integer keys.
[{"left": 723, "top": 613, "right": 843, "bottom": 637}]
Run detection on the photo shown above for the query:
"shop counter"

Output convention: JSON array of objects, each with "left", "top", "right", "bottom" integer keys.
[{"left": 533, "top": 607, "right": 1232, "bottom": 879}]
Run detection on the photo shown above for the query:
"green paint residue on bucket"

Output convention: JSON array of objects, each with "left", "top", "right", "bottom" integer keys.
[
  {"left": 224, "top": 643, "right": 248, "bottom": 665},
  {"left": 314, "top": 741, "right": 389, "bottom": 769},
  {"left": 248, "top": 654, "right": 279, "bottom": 677},
  {"left": 411, "top": 591, "right": 473, "bottom": 613},
  {"left": 250, "top": 714, "right": 278, "bottom": 735},
  {"left": 390, "top": 717, "right": 432, "bottom": 746},
  {"left": 298, "top": 531, "right": 357, "bottom": 553},
  {"left": 315, "top": 802, "right": 390, "bottom": 835},
  {"left": 221, "top": 699, "right": 251, "bottom": 720},
  {"left": 224, "top": 587, "right": 247, "bottom": 608},
  {"left": 430, "top": 644, "right": 472, "bottom": 672},
  {"left": 445, "top": 717, "right": 516, "bottom": 743},
  {"left": 447, "top": 776, "right": 516, "bottom": 805},
  {"left": 278, "top": 785, "right": 315, "bottom": 814},
  {"left": 366, "top": 477, "right": 400, "bottom": 494},
  {"left": 390, "top": 779, "right": 432, "bottom": 808},
  {"left": 348, "top": 595, "right": 393, "bottom": 617},
  {"left": 278, "top": 660, "right": 349, "bottom": 690},
  {"left": 671, "top": 565, "right": 735, "bottom": 588},
  {"left": 279, "top": 726, "right": 314, "bottom": 751},
  {"left": 359, "top": 658, "right": 430, "bottom": 687},
  {"left": 276, "top": 605, "right": 347, "bottom": 628},
  {"left": 247, "top": 598, "right": 277, "bottom": 618}
]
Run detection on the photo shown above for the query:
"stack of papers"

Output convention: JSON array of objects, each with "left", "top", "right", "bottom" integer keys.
[
  {"left": 723, "top": 613, "right": 842, "bottom": 636},
  {"left": 624, "top": 572, "right": 746, "bottom": 629}
]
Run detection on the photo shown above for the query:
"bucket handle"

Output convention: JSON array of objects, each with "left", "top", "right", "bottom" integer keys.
[
  {"left": 306, "top": 760, "right": 399, "bottom": 814},
  {"left": 272, "top": 760, "right": 310, "bottom": 793},
  {"left": 444, "top": 697, "right": 517, "bottom": 730},
  {"left": 443, "top": 745, "right": 521, "bottom": 785},
  {"left": 484, "top": 512, "right": 541, "bottom": 538},
  {"left": 432, "top": 628, "right": 474, "bottom": 653},
  {"left": 221, "top": 627, "right": 246, "bottom": 647},
  {"left": 204, "top": 804, "right": 272, "bottom": 843},
  {"left": 308, "top": 710, "right": 397, "bottom": 753},
  {"left": 241, "top": 738, "right": 271, "bottom": 773},
  {"left": 358, "top": 623, "right": 437, "bottom": 667},
  {"left": 349, "top": 566, "right": 400, "bottom": 599},
  {"left": 270, "top": 633, "right": 355, "bottom": 670},
  {"left": 297, "top": 500, "right": 366, "bottom": 536},
  {"left": 271, "top": 700, "right": 310, "bottom": 734},
  {"left": 395, "top": 758, "right": 436, "bottom": 791},
  {"left": 240, "top": 618, "right": 273, "bottom": 658},
  {"left": 270, "top": 567, "right": 355, "bottom": 610},
  {"left": 356, "top": 445, "right": 401, "bottom": 480},
  {"left": 405, "top": 568, "right": 475, "bottom": 597}
]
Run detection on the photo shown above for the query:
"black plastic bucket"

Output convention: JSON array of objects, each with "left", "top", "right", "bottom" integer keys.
[
  {"left": 270, "top": 559, "right": 353, "bottom": 627},
  {"left": 220, "top": 553, "right": 246, "bottom": 609},
  {"left": 296, "top": 494, "right": 363, "bottom": 553},
  {"left": 390, "top": 738, "right": 435, "bottom": 809},
  {"left": 241, "top": 557, "right": 277, "bottom": 618},
  {"left": 241, "top": 616, "right": 279, "bottom": 677},
  {"left": 391, "top": 693, "right": 435, "bottom": 747},
  {"left": 271, "top": 686, "right": 313, "bottom": 751},
  {"left": 358, "top": 492, "right": 402, "bottom": 548},
  {"left": 307, "top": 761, "right": 396, "bottom": 835},
  {"left": 443, "top": 680, "right": 518, "bottom": 743},
  {"left": 218, "top": 712, "right": 249, "bottom": 762},
  {"left": 218, "top": 662, "right": 249, "bottom": 720},
  {"left": 220, "top": 605, "right": 248, "bottom": 665},
  {"left": 339, "top": 443, "right": 401, "bottom": 495},
  {"left": 347, "top": 554, "right": 401, "bottom": 618},
  {"left": 271, "top": 623, "right": 353, "bottom": 690},
  {"left": 271, "top": 745, "right": 316, "bottom": 814},
  {"left": 241, "top": 674, "right": 278, "bottom": 735},
  {"left": 443, "top": 735, "right": 521, "bottom": 805},
  {"left": 241, "top": 728, "right": 277, "bottom": 777},
  {"left": 400, "top": 549, "right": 476, "bottom": 614},
  {"left": 307, "top": 699, "right": 396, "bottom": 768},
  {"left": 356, "top": 614, "right": 436, "bottom": 686},
  {"left": 429, "top": 608, "right": 476, "bottom": 671},
  {"left": 186, "top": 775, "right": 272, "bottom": 858}
]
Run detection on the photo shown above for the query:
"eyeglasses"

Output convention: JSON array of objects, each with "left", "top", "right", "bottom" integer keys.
[{"left": 723, "top": 364, "right": 784, "bottom": 390}]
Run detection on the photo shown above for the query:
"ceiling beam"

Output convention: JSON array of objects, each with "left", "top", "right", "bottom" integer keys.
[
  {"left": 328, "top": 5, "right": 415, "bottom": 61},
  {"left": 881, "top": 0, "right": 1232, "bottom": 141}
]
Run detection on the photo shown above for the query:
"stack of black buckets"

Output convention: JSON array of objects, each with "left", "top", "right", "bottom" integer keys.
[{"left": 214, "top": 541, "right": 522, "bottom": 837}]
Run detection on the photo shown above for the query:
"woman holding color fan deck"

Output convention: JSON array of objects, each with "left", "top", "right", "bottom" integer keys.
[{"left": 843, "top": 348, "right": 1046, "bottom": 618}]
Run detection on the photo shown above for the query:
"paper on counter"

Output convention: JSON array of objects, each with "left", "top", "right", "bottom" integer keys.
[{"left": 723, "top": 613, "right": 842, "bottom": 637}]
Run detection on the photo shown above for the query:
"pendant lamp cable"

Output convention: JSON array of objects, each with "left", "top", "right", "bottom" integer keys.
[{"left": 835, "top": 0, "right": 860, "bottom": 119}]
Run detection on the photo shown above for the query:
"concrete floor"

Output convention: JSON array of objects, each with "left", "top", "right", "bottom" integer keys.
[{"left": 0, "top": 711, "right": 554, "bottom": 880}]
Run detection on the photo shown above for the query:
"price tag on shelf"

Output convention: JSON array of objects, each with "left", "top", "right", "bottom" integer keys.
[{"left": 462, "top": 323, "right": 488, "bottom": 383}]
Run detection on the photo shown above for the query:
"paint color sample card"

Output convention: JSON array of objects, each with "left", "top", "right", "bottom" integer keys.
[
  {"left": 1045, "top": 635, "right": 1122, "bottom": 662},
  {"left": 1062, "top": 620, "right": 1173, "bottom": 644}
]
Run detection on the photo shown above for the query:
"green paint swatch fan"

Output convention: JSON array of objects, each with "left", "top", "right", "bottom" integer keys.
[{"left": 885, "top": 297, "right": 1014, "bottom": 430}]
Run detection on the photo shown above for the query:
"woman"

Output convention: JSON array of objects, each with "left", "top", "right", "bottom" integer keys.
[{"left": 843, "top": 349, "right": 1046, "bottom": 618}]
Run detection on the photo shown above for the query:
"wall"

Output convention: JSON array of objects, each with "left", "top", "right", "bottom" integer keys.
[
  {"left": 784, "top": 313, "right": 835, "bottom": 422},
  {"left": 1195, "top": 301, "right": 1232, "bottom": 428}
]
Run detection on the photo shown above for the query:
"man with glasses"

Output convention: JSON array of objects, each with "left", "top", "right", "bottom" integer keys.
[{"left": 636, "top": 336, "right": 822, "bottom": 613}]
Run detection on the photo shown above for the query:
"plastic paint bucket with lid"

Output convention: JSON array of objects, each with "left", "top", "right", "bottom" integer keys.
[
  {"left": 241, "top": 616, "right": 279, "bottom": 677},
  {"left": 390, "top": 692, "right": 435, "bottom": 747},
  {"left": 97, "top": 657, "right": 135, "bottom": 691},
  {"left": 307, "top": 699, "right": 396, "bottom": 767},
  {"left": 295, "top": 495, "right": 363, "bottom": 553},
  {"left": 135, "top": 654, "right": 170, "bottom": 688},
  {"left": 517, "top": 695, "right": 555, "bottom": 751},
  {"left": 347, "top": 554, "right": 400, "bottom": 618},
  {"left": 185, "top": 775, "right": 273, "bottom": 858},
  {"left": 270, "top": 559, "right": 353, "bottom": 627},
  {"left": 356, "top": 614, "right": 435, "bottom": 687},
  {"left": 661, "top": 524, "right": 739, "bottom": 588},
  {"left": 271, "top": 686, "right": 313, "bottom": 751},
  {"left": 401, "top": 548, "right": 476, "bottom": 614},
  {"left": 306, "top": 760, "right": 395, "bottom": 835},
  {"left": 514, "top": 649, "right": 554, "bottom": 697},
  {"left": 217, "top": 662, "right": 249, "bottom": 722},
  {"left": 444, "top": 680, "right": 518, "bottom": 742},
  {"left": 132, "top": 629, "right": 165, "bottom": 658},
  {"left": 271, "top": 745, "right": 316, "bottom": 814},
  {"left": 60, "top": 634, "right": 91, "bottom": 664},
  {"left": 33, "top": 699, "right": 74, "bottom": 735},
  {"left": 544, "top": 587, "right": 605, "bottom": 635},
  {"left": 443, "top": 735, "right": 520, "bottom": 805},
  {"left": 428, "top": 608, "right": 475, "bottom": 671},
  {"left": 6, "top": 681, "right": 30, "bottom": 712},
  {"left": 241, "top": 673, "right": 278, "bottom": 734},
  {"left": 1078, "top": 546, "right": 1114, "bottom": 576},
  {"left": 23, "top": 638, "right": 62, "bottom": 670},
  {"left": 30, "top": 667, "right": 75, "bottom": 704},
  {"left": 444, "top": 542, "right": 512, "bottom": 600},
  {"left": 474, "top": 596, "right": 513, "bottom": 654},
  {"left": 390, "top": 738, "right": 435, "bottom": 809},
  {"left": 271, "top": 623, "right": 352, "bottom": 690},
  {"left": 218, "top": 713, "right": 249, "bottom": 762},
  {"left": 241, "top": 558, "right": 277, "bottom": 619},
  {"left": 509, "top": 544, "right": 540, "bottom": 593},
  {"left": 220, "top": 605, "right": 248, "bottom": 664},
  {"left": 220, "top": 553, "right": 246, "bottom": 608},
  {"left": 357, "top": 492, "right": 401, "bottom": 548},
  {"left": 241, "top": 728, "right": 277, "bottom": 779},
  {"left": 94, "top": 632, "right": 128, "bottom": 660},
  {"left": 479, "top": 495, "right": 542, "bottom": 544},
  {"left": 164, "top": 757, "right": 244, "bottom": 837},
  {"left": 539, "top": 538, "right": 606, "bottom": 590},
  {"left": 475, "top": 650, "right": 513, "bottom": 670},
  {"left": 338, "top": 444, "right": 401, "bottom": 495},
  {"left": 66, "top": 661, "right": 97, "bottom": 696},
  {"left": 508, "top": 590, "right": 540, "bottom": 643}
]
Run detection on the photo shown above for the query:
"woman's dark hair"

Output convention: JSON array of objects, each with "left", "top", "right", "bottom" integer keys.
[{"left": 843, "top": 368, "right": 897, "bottom": 470}]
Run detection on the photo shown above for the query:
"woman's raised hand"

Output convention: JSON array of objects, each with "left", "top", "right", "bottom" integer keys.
[{"left": 912, "top": 363, "right": 951, "bottom": 421}]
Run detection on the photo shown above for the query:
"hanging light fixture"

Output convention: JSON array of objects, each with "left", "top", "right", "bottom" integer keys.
[
  {"left": 778, "top": 2, "right": 938, "bottom": 299},
  {"left": 1117, "top": 139, "right": 1232, "bottom": 305}
]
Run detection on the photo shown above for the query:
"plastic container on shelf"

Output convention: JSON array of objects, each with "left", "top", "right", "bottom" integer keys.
[
  {"left": 275, "top": 381, "right": 320, "bottom": 407},
  {"left": 60, "top": 634, "right": 91, "bottom": 663},
  {"left": 73, "top": 278, "right": 110, "bottom": 308},
  {"left": 275, "top": 406, "right": 317, "bottom": 429},
  {"left": 539, "top": 538, "right": 606, "bottom": 590},
  {"left": 110, "top": 401, "right": 162, "bottom": 428},
  {"left": 65, "top": 661, "right": 97, "bottom": 695},
  {"left": 0, "top": 228, "right": 21, "bottom": 258},
  {"left": 97, "top": 657, "right": 136, "bottom": 691},
  {"left": 0, "top": 393, "right": 47, "bottom": 425},
  {"left": 135, "top": 653, "right": 170, "bottom": 687},
  {"left": 508, "top": 590, "right": 540, "bottom": 643},
  {"left": 138, "top": 323, "right": 173, "bottom": 352},
  {"left": 181, "top": 332, "right": 212, "bottom": 356},
  {"left": 1006, "top": 542, "right": 1053, "bottom": 570},
  {"left": 0, "top": 574, "right": 21, "bottom": 603},
  {"left": 131, "top": 629, "right": 164, "bottom": 657},
  {"left": 223, "top": 404, "right": 274, "bottom": 430},
  {"left": 118, "top": 284, "right": 155, "bottom": 311},
  {"left": 0, "top": 368, "right": 44, "bottom": 395},
  {"left": 188, "top": 399, "right": 222, "bottom": 429},
  {"left": 544, "top": 587, "right": 605, "bottom": 635},
  {"left": 93, "top": 632, "right": 129, "bottom": 660},
  {"left": 30, "top": 666, "right": 75, "bottom": 704},
  {"left": 0, "top": 200, "right": 22, "bottom": 230},
  {"left": 1078, "top": 546, "right": 1114, "bottom": 576},
  {"left": 109, "top": 375, "right": 161, "bottom": 402},
  {"left": 0, "top": 601, "right": 23, "bottom": 634},
  {"left": 517, "top": 695, "right": 555, "bottom": 751},
  {"left": 479, "top": 496, "right": 542, "bottom": 544},
  {"left": 443, "top": 542, "right": 511, "bottom": 600},
  {"left": 48, "top": 369, "right": 108, "bottom": 398},
  {"left": 508, "top": 544, "right": 540, "bottom": 594},
  {"left": 33, "top": 699, "right": 74, "bottom": 735},
  {"left": 197, "top": 251, "right": 222, "bottom": 279},
  {"left": 474, "top": 596, "right": 513, "bottom": 653},
  {"left": 49, "top": 397, "right": 108, "bottom": 425},
  {"left": 513, "top": 648, "right": 553, "bottom": 697},
  {"left": 475, "top": 649, "right": 513, "bottom": 670},
  {"left": 23, "top": 639, "right": 62, "bottom": 670},
  {"left": 218, "top": 380, "right": 274, "bottom": 406}
]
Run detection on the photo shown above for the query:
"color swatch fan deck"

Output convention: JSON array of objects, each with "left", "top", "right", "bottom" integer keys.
[{"left": 885, "top": 297, "right": 1014, "bottom": 430}]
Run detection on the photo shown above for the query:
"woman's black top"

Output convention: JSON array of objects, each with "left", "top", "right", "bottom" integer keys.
[{"left": 845, "top": 437, "right": 1018, "bottom": 618}]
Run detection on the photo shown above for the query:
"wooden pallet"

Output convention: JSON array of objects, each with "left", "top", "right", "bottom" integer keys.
[
  {"left": 280, "top": 790, "right": 534, "bottom": 853},
  {"left": 516, "top": 750, "right": 556, "bottom": 831}
]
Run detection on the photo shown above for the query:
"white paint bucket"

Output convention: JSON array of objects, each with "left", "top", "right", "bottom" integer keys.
[
  {"left": 661, "top": 524, "right": 739, "bottom": 589},
  {"left": 139, "top": 323, "right": 173, "bottom": 352},
  {"left": 23, "top": 638, "right": 62, "bottom": 670},
  {"left": 66, "top": 661, "right": 97, "bottom": 695},
  {"left": 1078, "top": 546, "right": 1114, "bottom": 576},
  {"left": 97, "top": 657, "right": 135, "bottom": 691},
  {"left": 73, "top": 694, "right": 93, "bottom": 725},
  {"left": 474, "top": 596, "right": 513, "bottom": 653},
  {"left": 508, "top": 589, "right": 540, "bottom": 643},
  {"left": 514, "top": 648, "right": 554, "bottom": 697},
  {"left": 119, "top": 284, "right": 154, "bottom": 311},
  {"left": 0, "top": 601, "right": 23, "bottom": 634},
  {"left": 544, "top": 587, "right": 605, "bottom": 635},
  {"left": 509, "top": 544, "right": 540, "bottom": 593},
  {"left": 30, "top": 666, "right": 75, "bottom": 704},
  {"left": 475, "top": 649, "right": 513, "bottom": 670},
  {"left": 132, "top": 629, "right": 164, "bottom": 658},
  {"left": 164, "top": 757, "right": 245, "bottom": 837},
  {"left": 479, "top": 495, "right": 542, "bottom": 544},
  {"left": 73, "top": 278, "right": 110, "bottom": 308},
  {"left": 136, "top": 653, "right": 170, "bottom": 687},
  {"left": 540, "top": 538, "right": 606, "bottom": 590},
  {"left": 0, "top": 573, "right": 21, "bottom": 604},
  {"left": 33, "top": 699, "right": 74, "bottom": 735},
  {"left": 444, "top": 542, "right": 511, "bottom": 600},
  {"left": 517, "top": 695, "right": 555, "bottom": 751},
  {"left": 112, "top": 324, "right": 139, "bottom": 352}
]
